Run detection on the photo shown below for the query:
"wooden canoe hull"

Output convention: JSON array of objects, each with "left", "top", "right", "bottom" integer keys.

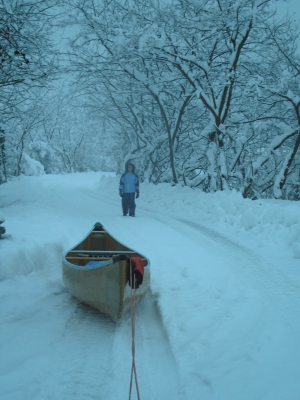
[{"left": 62, "top": 222, "right": 150, "bottom": 320}]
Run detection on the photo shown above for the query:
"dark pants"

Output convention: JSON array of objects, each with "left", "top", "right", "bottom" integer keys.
[{"left": 122, "top": 192, "right": 136, "bottom": 215}]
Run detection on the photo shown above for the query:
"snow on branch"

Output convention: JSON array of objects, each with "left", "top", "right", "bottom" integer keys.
[
  {"left": 273, "top": 149, "right": 293, "bottom": 199},
  {"left": 252, "top": 129, "right": 298, "bottom": 173}
]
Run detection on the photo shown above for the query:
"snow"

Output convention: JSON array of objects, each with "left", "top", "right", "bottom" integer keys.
[
  {"left": 0, "top": 171, "right": 300, "bottom": 400},
  {"left": 21, "top": 153, "right": 45, "bottom": 176}
]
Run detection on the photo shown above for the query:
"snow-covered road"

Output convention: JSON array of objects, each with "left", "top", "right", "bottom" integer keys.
[{"left": 0, "top": 172, "right": 299, "bottom": 399}]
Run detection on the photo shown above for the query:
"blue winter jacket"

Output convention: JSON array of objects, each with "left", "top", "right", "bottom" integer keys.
[{"left": 119, "top": 171, "right": 139, "bottom": 193}]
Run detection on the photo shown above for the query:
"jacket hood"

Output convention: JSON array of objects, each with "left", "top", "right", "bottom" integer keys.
[{"left": 125, "top": 161, "right": 136, "bottom": 173}]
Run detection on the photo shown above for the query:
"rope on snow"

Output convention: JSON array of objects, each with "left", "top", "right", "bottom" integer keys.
[{"left": 128, "top": 258, "right": 141, "bottom": 400}]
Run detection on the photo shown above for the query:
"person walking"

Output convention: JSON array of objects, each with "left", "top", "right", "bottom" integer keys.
[{"left": 119, "top": 162, "right": 139, "bottom": 216}]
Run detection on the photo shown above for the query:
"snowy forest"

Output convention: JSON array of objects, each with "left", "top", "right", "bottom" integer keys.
[{"left": 0, "top": 0, "right": 299, "bottom": 200}]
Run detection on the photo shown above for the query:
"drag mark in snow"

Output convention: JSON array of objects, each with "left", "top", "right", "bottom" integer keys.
[
  {"left": 106, "top": 291, "right": 186, "bottom": 400},
  {"left": 39, "top": 301, "right": 118, "bottom": 400},
  {"left": 67, "top": 303, "right": 117, "bottom": 396}
]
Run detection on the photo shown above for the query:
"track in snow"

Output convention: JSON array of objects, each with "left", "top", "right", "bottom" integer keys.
[{"left": 31, "top": 185, "right": 185, "bottom": 399}]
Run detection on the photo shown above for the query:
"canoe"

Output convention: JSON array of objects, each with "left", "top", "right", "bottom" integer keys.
[{"left": 62, "top": 222, "right": 150, "bottom": 321}]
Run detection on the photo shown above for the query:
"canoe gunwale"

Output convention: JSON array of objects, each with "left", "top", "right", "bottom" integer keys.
[{"left": 68, "top": 250, "right": 137, "bottom": 255}]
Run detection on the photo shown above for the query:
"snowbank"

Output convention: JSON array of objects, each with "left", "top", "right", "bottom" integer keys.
[{"left": 99, "top": 174, "right": 300, "bottom": 260}]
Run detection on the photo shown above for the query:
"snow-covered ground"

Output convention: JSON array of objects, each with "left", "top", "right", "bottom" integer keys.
[{"left": 0, "top": 171, "right": 299, "bottom": 400}]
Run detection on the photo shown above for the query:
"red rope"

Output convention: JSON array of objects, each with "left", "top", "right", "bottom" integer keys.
[{"left": 128, "top": 259, "right": 141, "bottom": 400}]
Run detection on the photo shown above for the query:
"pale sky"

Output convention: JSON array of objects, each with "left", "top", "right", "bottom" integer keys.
[
  {"left": 275, "top": 0, "right": 300, "bottom": 21},
  {"left": 275, "top": 0, "right": 300, "bottom": 53}
]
